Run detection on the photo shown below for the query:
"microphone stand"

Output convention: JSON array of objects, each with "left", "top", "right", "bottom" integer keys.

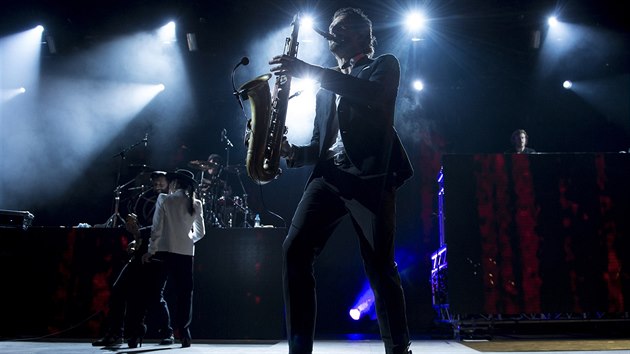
[
  {"left": 235, "top": 169, "right": 251, "bottom": 228},
  {"left": 104, "top": 135, "right": 147, "bottom": 228},
  {"left": 224, "top": 135, "right": 233, "bottom": 167},
  {"left": 223, "top": 130, "right": 250, "bottom": 227},
  {"left": 221, "top": 131, "right": 236, "bottom": 227},
  {"left": 231, "top": 57, "right": 250, "bottom": 120}
]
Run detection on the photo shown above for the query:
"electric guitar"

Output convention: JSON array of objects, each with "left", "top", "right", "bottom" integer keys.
[{"left": 124, "top": 213, "right": 143, "bottom": 261}]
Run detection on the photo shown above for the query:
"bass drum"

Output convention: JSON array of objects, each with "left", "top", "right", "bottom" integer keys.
[
  {"left": 132, "top": 189, "right": 159, "bottom": 226},
  {"left": 217, "top": 196, "right": 249, "bottom": 228}
]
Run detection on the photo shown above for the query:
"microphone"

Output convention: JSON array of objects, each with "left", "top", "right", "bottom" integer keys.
[
  {"left": 231, "top": 57, "right": 250, "bottom": 112},
  {"left": 233, "top": 56, "right": 249, "bottom": 70},
  {"left": 143, "top": 133, "right": 149, "bottom": 147},
  {"left": 288, "top": 90, "right": 303, "bottom": 100}
]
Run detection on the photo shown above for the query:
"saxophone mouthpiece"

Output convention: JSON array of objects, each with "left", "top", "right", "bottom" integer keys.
[{"left": 313, "top": 26, "right": 341, "bottom": 43}]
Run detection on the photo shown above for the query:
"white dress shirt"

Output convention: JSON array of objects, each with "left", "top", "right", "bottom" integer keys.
[
  {"left": 149, "top": 189, "right": 205, "bottom": 256},
  {"left": 327, "top": 53, "right": 366, "bottom": 161}
]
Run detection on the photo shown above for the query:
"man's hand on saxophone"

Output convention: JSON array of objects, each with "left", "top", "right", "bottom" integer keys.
[
  {"left": 269, "top": 55, "right": 322, "bottom": 79},
  {"left": 280, "top": 137, "right": 295, "bottom": 159}
]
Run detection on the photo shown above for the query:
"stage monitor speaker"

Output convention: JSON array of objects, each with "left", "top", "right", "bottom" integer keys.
[{"left": 0, "top": 209, "right": 34, "bottom": 230}]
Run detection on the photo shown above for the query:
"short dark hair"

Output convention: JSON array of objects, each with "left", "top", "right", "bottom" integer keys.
[
  {"left": 511, "top": 129, "right": 528, "bottom": 144},
  {"left": 332, "top": 7, "right": 376, "bottom": 57},
  {"left": 207, "top": 153, "right": 223, "bottom": 165}
]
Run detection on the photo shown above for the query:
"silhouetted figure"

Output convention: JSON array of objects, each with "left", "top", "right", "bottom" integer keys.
[{"left": 270, "top": 7, "right": 413, "bottom": 354}]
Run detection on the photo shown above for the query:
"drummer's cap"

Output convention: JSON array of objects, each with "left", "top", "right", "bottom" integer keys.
[{"left": 150, "top": 170, "right": 167, "bottom": 180}]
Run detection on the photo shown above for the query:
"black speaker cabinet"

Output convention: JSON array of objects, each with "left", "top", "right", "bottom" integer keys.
[{"left": 192, "top": 227, "right": 286, "bottom": 340}]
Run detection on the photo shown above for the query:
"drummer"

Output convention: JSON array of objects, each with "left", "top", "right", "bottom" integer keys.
[
  {"left": 200, "top": 154, "right": 231, "bottom": 197},
  {"left": 151, "top": 171, "right": 169, "bottom": 194},
  {"left": 133, "top": 171, "right": 169, "bottom": 226}
]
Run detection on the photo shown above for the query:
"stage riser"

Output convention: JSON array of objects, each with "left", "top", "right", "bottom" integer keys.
[{"left": 0, "top": 227, "right": 285, "bottom": 340}]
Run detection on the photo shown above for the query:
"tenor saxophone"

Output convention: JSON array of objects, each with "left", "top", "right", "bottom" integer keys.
[{"left": 239, "top": 13, "right": 300, "bottom": 185}]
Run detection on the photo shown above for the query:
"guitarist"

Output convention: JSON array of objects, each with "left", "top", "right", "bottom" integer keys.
[{"left": 92, "top": 172, "right": 174, "bottom": 347}]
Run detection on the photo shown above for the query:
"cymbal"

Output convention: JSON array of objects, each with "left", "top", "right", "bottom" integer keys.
[
  {"left": 201, "top": 177, "right": 223, "bottom": 185},
  {"left": 224, "top": 164, "right": 246, "bottom": 174},
  {"left": 188, "top": 160, "right": 219, "bottom": 171},
  {"left": 128, "top": 164, "right": 153, "bottom": 171}
]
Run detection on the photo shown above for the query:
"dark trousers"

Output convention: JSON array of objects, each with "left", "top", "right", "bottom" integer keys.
[
  {"left": 143, "top": 252, "right": 195, "bottom": 340},
  {"left": 106, "top": 259, "right": 172, "bottom": 339},
  {"left": 283, "top": 161, "right": 410, "bottom": 354}
]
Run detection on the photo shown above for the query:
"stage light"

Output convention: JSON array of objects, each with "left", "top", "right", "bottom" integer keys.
[
  {"left": 405, "top": 12, "right": 426, "bottom": 32},
  {"left": 158, "top": 21, "right": 176, "bottom": 43},
  {"left": 562, "top": 80, "right": 572, "bottom": 89},
  {"left": 296, "top": 14, "right": 321, "bottom": 43},
  {"left": 348, "top": 288, "right": 375, "bottom": 321},
  {"left": 292, "top": 77, "right": 318, "bottom": 95},
  {"left": 157, "top": 83, "right": 166, "bottom": 91},
  {"left": 301, "top": 15, "right": 314, "bottom": 31},
  {"left": 412, "top": 80, "right": 424, "bottom": 91},
  {"left": 349, "top": 296, "right": 374, "bottom": 321},
  {"left": 2, "top": 87, "right": 27, "bottom": 101},
  {"left": 0, "top": 27, "right": 43, "bottom": 95},
  {"left": 547, "top": 16, "right": 559, "bottom": 27},
  {"left": 349, "top": 308, "right": 361, "bottom": 321},
  {"left": 405, "top": 11, "right": 426, "bottom": 41},
  {"left": 285, "top": 76, "right": 318, "bottom": 144}
]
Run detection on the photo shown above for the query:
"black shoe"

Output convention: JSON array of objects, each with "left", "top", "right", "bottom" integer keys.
[
  {"left": 127, "top": 337, "right": 143, "bottom": 349},
  {"left": 159, "top": 335, "right": 175, "bottom": 345},
  {"left": 92, "top": 335, "right": 122, "bottom": 347},
  {"left": 181, "top": 336, "right": 191, "bottom": 348},
  {"left": 392, "top": 345, "right": 412, "bottom": 354}
]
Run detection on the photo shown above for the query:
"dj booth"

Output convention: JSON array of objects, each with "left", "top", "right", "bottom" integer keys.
[{"left": 0, "top": 226, "right": 286, "bottom": 340}]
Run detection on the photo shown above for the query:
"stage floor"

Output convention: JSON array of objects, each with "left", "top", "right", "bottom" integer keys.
[{"left": 0, "top": 339, "right": 625, "bottom": 354}]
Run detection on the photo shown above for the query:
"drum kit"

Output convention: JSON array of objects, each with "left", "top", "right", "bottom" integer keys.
[
  {"left": 187, "top": 159, "right": 252, "bottom": 228},
  {"left": 103, "top": 130, "right": 254, "bottom": 229},
  {"left": 102, "top": 161, "right": 253, "bottom": 228}
]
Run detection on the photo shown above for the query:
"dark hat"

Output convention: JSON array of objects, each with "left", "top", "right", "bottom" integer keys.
[
  {"left": 150, "top": 170, "right": 167, "bottom": 180},
  {"left": 167, "top": 169, "right": 198, "bottom": 188}
]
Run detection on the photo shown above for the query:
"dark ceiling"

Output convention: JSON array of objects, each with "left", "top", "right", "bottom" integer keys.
[{"left": 2, "top": 0, "right": 628, "bottom": 47}]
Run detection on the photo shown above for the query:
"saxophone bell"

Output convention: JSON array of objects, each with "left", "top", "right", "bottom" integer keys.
[{"left": 238, "top": 14, "right": 301, "bottom": 185}]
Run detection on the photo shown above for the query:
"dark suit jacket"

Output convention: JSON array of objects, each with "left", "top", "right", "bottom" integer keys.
[{"left": 288, "top": 54, "right": 413, "bottom": 189}]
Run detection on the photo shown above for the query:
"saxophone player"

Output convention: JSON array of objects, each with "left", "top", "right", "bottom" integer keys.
[{"left": 269, "top": 7, "right": 414, "bottom": 354}]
